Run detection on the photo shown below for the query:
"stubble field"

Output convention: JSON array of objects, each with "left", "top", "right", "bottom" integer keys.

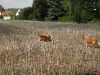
[{"left": 0, "top": 20, "right": 100, "bottom": 75}]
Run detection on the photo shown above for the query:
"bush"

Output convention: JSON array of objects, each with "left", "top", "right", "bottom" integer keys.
[
  {"left": 28, "top": 13, "right": 34, "bottom": 20},
  {"left": 12, "top": 16, "right": 15, "bottom": 20},
  {"left": 58, "top": 16, "right": 75, "bottom": 22},
  {"left": 44, "top": 17, "right": 51, "bottom": 21},
  {"left": 0, "top": 15, "right": 3, "bottom": 19},
  {"left": 88, "top": 19, "right": 100, "bottom": 25},
  {"left": 15, "top": 16, "right": 20, "bottom": 20}
]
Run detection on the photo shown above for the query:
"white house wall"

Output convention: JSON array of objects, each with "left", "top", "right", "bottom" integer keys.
[
  {"left": 3, "top": 16, "right": 11, "bottom": 20},
  {"left": 0, "top": 12, "right": 1, "bottom": 15}
]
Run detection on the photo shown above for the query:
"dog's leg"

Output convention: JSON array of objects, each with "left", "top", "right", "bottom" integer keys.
[
  {"left": 86, "top": 43, "right": 88, "bottom": 48},
  {"left": 92, "top": 44, "right": 95, "bottom": 48}
]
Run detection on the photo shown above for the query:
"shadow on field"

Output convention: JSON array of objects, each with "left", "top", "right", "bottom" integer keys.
[
  {"left": 0, "top": 23, "right": 28, "bottom": 35},
  {"left": 92, "top": 45, "right": 100, "bottom": 49}
]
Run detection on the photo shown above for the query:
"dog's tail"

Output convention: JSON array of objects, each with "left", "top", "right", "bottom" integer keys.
[{"left": 98, "top": 42, "right": 100, "bottom": 45}]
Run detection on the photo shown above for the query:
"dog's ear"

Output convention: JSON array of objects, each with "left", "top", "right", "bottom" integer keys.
[
  {"left": 47, "top": 35, "right": 52, "bottom": 41},
  {"left": 38, "top": 32, "right": 41, "bottom": 36},
  {"left": 48, "top": 35, "right": 51, "bottom": 38},
  {"left": 82, "top": 35, "right": 85, "bottom": 39},
  {"left": 48, "top": 35, "right": 54, "bottom": 38}
]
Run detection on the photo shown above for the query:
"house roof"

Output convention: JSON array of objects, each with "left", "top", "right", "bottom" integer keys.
[
  {"left": 8, "top": 8, "right": 20, "bottom": 15},
  {"left": 2, "top": 11, "right": 7, "bottom": 16}
]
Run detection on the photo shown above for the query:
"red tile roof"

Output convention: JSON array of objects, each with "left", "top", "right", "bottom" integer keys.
[{"left": 2, "top": 11, "right": 7, "bottom": 16}]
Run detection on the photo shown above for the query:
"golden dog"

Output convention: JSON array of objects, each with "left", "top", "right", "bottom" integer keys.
[
  {"left": 38, "top": 32, "right": 53, "bottom": 42},
  {"left": 82, "top": 35, "right": 99, "bottom": 48}
]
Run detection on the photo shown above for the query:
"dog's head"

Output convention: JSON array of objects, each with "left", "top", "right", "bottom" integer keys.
[
  {"left": 82, "top": 35, "right": 87, "bottom": 40},
  {"left": 82, "top": 35, "right": 85, "bottom": 40},
  {"left": 47, "top": 35, "right": 52, "bottom": 41}
]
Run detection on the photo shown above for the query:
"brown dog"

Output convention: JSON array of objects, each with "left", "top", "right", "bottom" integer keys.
[
  {"left": 82, "top": 34, "right": 99, "bottom": 48},
  {"left": 38, "top": 32, "right": 53, "bottom": 42}
]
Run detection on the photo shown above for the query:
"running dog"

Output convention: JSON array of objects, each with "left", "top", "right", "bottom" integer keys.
[
  {"left": 38, "top": 32, "right": 53, "bottom": 42},
  {"left": 82, "top": 34, "right": 100, "bottom": 48}
]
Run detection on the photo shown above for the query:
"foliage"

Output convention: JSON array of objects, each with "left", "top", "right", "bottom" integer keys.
[
  {"left": 61, "top": 0, "right": 69, "bottom": 12},
  {"left": 19, "top": 7, "right": 33, "bottom": 20},
  {"left": 32, "top": 0, "right": 49, "bottom": 21},
  {"left": 0, "top": 15, "right": 3, "bottom": 19},
  {"left": 58, "top": 16, "right": 75, "bottom": 22},
  {"left": 80, "top": 10, "right": 87, "bottom": 23},
  {"left": 28, "top": 13, "right": 34, "bottom": 20},
  {"left": 44, "top": 17, "right": 51, "bottom": 21},
  {"left": 47, "top": 0, "right": 64, "bottom": 20},
  {"left": 61, "top": 0, "right": 72, "bottom": 16},
  {"left": 0, "top": 5, "right": 4, "bottom": 11},
  {"left": 8, "top": 11, "right": 14, "bottom": 19},
  {"left": 61, "top": 0, "right": 100, "bottom": 23},
  {"left": 88, "top": 19, "right": 100, "bottom": 25},
  {"left": 8, "top": 11, "right": 14, "bottom": 16},
  {"left": 15, "top": 15, "right": 20, "bottom": 20},
  {"left": 12, "top": 0, "right": 100, "bottom": 23},
  {"left": 0, "top": 5, "right": 4, "bottom": 19}
]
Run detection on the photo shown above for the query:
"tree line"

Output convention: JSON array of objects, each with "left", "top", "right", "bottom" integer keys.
[
  {"left": 0, "top": 5, "right": 4, "bottom": 19},
  {"left": 1, "top": 0, "right": 100, "bottom": 23}
]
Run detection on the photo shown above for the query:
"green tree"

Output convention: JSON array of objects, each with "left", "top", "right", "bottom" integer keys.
[
  {"left": 0, "top": 5, "right": 4, "bottom": 12},
  {"left": 8, "top": 11, "right": 14, "bottom": 19},
  {"left": 8, "top": 11, "right": 14, "bottom": 16},
  {"left": 69, "top": 0, "right": 100, "bottom": 23},
  {"left": 47, "top": 0, "right": 64, "bottom": 20},
  {"left": 19, "top": 7, "right": 33, "bottom": 20},
  {"left": 61, "top": 0, "right": 70, "bottom": 16},
  {"left": 32, "top": 0, "right": 49, "bottom": 20}
]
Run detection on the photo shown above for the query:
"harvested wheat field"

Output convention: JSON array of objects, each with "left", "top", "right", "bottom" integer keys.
[{"left": 0, "top": 20, "right": 100, "bottom": 75}]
